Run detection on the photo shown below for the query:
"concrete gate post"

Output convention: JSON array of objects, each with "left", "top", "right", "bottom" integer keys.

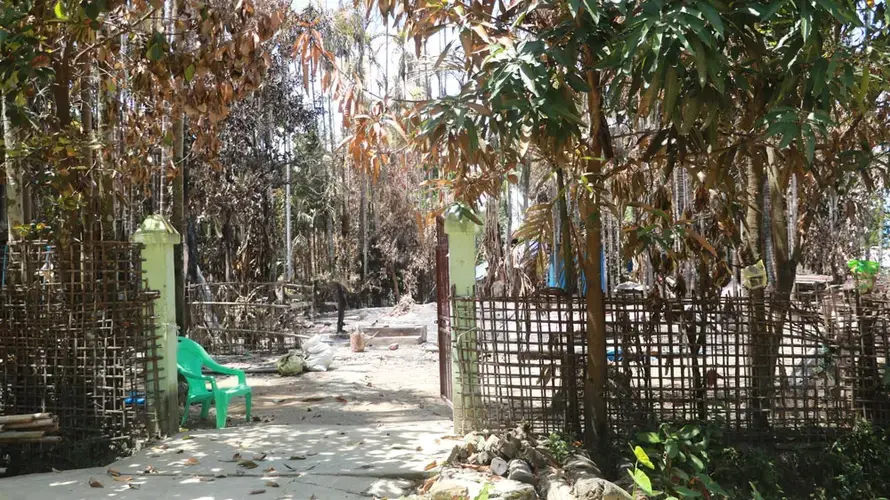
[
  {"left": 133, "top": 215, "right": 181, "bottom": 436},
  {"left": 444, "top": 206, "right": 481, "bottom": 434}
]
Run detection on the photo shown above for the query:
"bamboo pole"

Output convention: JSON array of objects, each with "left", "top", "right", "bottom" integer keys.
[{"left": 0, "top": 413, "right": 51, "bottom": 425}]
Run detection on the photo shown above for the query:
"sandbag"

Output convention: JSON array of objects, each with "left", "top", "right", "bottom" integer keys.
[
  {"left": 303, "top": 335, "right": 334, "bottom": 371},
  {"left": 276, "top": 349, "right": 304, "bottom": 376},
  {"left": 350, "top": 330, "right": 367, "bottom": 352}
]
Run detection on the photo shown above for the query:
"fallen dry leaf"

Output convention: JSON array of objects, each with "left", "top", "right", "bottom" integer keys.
[
  {"left": 181, "top": 435, "right": 194, "bottom": 440},
  {"left": 214, "top": 472, "right": 228, "bottom": 478},
  {"left": 107, "top": 467, "right": 121, "bottom": 477},
  {"left": 175, "top": 449, "right": 185, "bottom": 454},
  {"left": 416, "top": 446, "right": 423, "bottom": 451},
  {"left": 143, "top": 465, "right": 157, "bottom": 474},
  {"left": 159, "top": 444, "right": 170, "bottom": 450},
  {"left": 128, "top": 483, "right": 141, "bottom": 490},
  {"left": 238, "top": 459, "right": 259, "bottom": 469},
  {"left": 424, "top": 460, "right": 438, "bottom": 471},
  {"left": 253, "top": 453, "right": 267, "bottom": 461},
  {"left": 89, "top": 477, "right": 104, "bottom": 488},
  {"left": 335, "top": 396, "right": 348, "bottom": 404},
  {"left": 263, "top": 465, "right": 276, "bottom": 474},
  {"left": 301, "top": 396, "right": 325, "bottom": 402},
  {"left": 461, "top": 463, "right": 491, "bottom": 473},
  {"left": 283, "top": 463, "right": 296, "bottom": 471},
  {"left": 289, "top": 455, "right": 306, "bottom": 460},
  {"left": 184, "top": 457, "right": 200, "bottom": 466},
  {"left": 421, "top": 476, "right": 437, "bottom": 493},
  {"left": 219, "top": 452, "right": 242, "bottom": 463},
  {"left": 265, "top": 480, "right": 280, "bottom": 487},
  {"left": 51, "top": 468, "right": 61, "bottom": 473},
  {"left": 249, "top": 489, "right": 266, "bottom": 495},
  {"left": 112, "top": 475, "right": 133, "bottom": 482},
  {"left": 310, "top": 495, "right": 318, "bottom": 500}
]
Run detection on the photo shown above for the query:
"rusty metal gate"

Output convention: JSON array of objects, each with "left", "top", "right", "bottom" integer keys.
[{"left": 435, "top": 216, "right": 452, "bottom": 405}]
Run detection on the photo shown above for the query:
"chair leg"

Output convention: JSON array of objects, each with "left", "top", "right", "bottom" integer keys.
[
  {"left": 245, "top": 391, "right": 252, "bottom": 423},
  {"left": 200, "top": 400, "right": 211, "bottom": 420},
  {"left": 181, "top": 403, "right": 190, "bottom": 427},
  {"left": 215, "top": 394, "right": 229, "bottom": 429}
]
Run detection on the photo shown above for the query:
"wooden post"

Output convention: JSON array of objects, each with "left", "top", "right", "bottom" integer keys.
[
  {"left": 444, "top": 207, "right": 480, "bottom": 434},
  {"left": 133, "top": 215, "right": 181, "bottom": 436}
]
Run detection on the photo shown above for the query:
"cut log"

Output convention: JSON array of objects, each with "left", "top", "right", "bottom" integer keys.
[
  {"left": 490, "top": 456, "right": 508, "bottom": 476},
  {"left": 538, "top": 467, "right": 574, "bottom": 500}
]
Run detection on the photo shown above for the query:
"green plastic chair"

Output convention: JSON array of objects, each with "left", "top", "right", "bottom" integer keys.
[{"left": 177, "top": 337, "right": 252, "bottom": 429}]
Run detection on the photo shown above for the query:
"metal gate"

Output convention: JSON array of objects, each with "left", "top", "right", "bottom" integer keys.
[{"left": 435, "top": 216, "right": 452, "bottom": 405}]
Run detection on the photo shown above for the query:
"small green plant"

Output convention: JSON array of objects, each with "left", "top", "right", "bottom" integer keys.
[
  {"left": 629, "top": 423, "right": 728, "bottom": 499},
  {"left": 848, "top": 259, "right": 880, "bottom": 293},
  {"left": 545, "top": 432, "right": 578, "bottom": 465},
  {"left": 474, "top": 483, "right": 490, "bottom": 500}
]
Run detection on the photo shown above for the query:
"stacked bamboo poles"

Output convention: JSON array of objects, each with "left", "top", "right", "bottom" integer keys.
[{"left": 0, "top": 414, "right": 61, "bottom": 444}]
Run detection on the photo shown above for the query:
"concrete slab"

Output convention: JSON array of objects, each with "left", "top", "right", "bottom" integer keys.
[{"left": 0, "top": 421, "right": 455, "bottom": 500}]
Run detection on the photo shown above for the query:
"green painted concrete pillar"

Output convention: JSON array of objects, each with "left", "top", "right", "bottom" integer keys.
[
  {"left": 444, "top": 207, "right": 481, "bottom": 434},
  {"left": 133, "top": 215, "right": 181, "bottom": 436}
]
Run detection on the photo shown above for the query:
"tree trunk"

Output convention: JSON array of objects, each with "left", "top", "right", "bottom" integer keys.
[
  {"left": 744, "top": 151, "right": 770, "bottom": 429},
  {"left": 360, "top": 171, "right": 368, "bottom": 279},
  {"left": 390, "top": 266, "right": 401, "bottom": 303},
  {"left": 171, "top": 0, "right": 187, "bottom": 334},
  {"left": 98, "top": 66, "right": 117, "bottom": 240},
  {"left": 80, "top": 60, "right": 95, "bottom": 237},
  {"left": 556, "top": 168, "right": 576, "bottom": 296},
  {"left": 2, "top": 95, "right": 24, "bottom": 243},
  {"left": 555, "top": 166, "right": 581, "bottom": 438},
  {"left": 582, "top": 62, "right": 608, "bottom": 450}
]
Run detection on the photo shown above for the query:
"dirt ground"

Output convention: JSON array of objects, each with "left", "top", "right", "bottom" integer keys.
[{"left": 184, "top": 301, "right": 450, "bottom": 429}]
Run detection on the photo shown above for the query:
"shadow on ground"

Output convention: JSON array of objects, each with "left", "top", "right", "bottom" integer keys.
[{"left": 0, "top": 420, "right": 456, "bottom": 500}]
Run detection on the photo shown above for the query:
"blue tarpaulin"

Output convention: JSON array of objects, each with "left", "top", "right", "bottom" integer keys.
[{"left": 546, "top": 221, "right": 606, "bottom": 293}]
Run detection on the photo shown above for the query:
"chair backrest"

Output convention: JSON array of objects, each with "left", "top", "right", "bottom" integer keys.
[{"left": 178, "top": 337, "right": 211, "bottom": 374}]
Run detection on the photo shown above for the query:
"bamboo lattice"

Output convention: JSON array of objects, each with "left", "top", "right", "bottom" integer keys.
[
  {"left": 0, "top": 242, "right": 161, "bottom": 467},
  {"left": 452, "top": 290, "right": 890, "bottom": 442}
]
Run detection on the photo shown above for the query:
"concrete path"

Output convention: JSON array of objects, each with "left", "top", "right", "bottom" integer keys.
[{"left": 0, "top": 420, "right": 456, "bottom": 500}]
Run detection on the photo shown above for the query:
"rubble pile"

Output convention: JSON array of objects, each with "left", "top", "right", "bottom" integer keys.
[
  {"left": 446, "top": 425, "right": 554, "bottom": 484},
  {"left": 409, "top": 426, "right": 631, "bottom": 500}
]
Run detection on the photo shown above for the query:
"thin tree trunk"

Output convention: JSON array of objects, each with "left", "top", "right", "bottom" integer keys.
[
  {"left": 285, "top": 143, "right": 293, "bottom": 281},
  {"left": 555, "top": 166, "right": 581, "bottom": 438},
  {"left": 360, "top": 171, "right": 368, "bottom": 279},
  {"left": 581, "top": 60, "right": 608, "bottom": 450},
  {"left": 2, "top": 95, "right": 24, "bottom": 243},
  {"left": 81, "top": 60, "right": 95, "bottom": 238},
  {"left": 98, "top": 63, "right": 117, "bottom": 239},
  {"left": 745, "top": 152, "right": 770, "bottom": 429},
  {"left": 172, "top": 0, "right": 187, "bottom": 334},
  {"left": 390, "top": 266, "right": 401, "bottom": 303}
]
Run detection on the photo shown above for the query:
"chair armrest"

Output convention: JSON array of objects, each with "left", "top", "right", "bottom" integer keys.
[
  {"left": 178, "top": 364, "right": 219, "bottom": 390},
  {"left": 203, "top": 359, "right": 247, "bottom": 385}
]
